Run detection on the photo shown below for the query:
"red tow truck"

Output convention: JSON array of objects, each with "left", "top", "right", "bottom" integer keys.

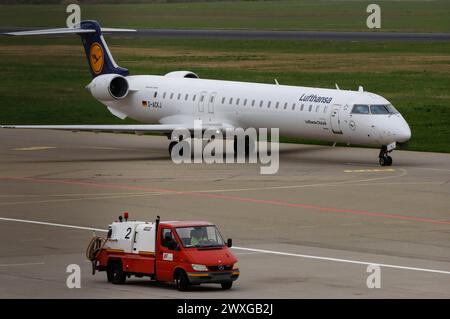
[{"left": 87, "top": 213, "right": 239, "bottom": 290}]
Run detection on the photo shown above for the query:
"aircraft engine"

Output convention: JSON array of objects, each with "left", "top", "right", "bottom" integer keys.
[{"left": 88, "top": 74, "right": 130, "bottom": 101}]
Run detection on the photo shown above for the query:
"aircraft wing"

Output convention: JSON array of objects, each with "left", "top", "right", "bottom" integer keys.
[{"left": 0, "top": 123, "right": 226, "bottom": 134}]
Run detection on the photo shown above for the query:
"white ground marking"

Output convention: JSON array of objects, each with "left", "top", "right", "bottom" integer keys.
[
  {"left": 232, "top": 247, "right": 450, "bottom": 275},
  {"left": 1, "top": 217, "right": 449, "bottom": 276},
  {"left": 0, "top": 217, "right": 105, "bottom": 232},
  {"left": 13, "top": 146, "right": 56, "bottom": 151},
  {"left": 0, "top": 262, "right": 45, "bottom": 267}
]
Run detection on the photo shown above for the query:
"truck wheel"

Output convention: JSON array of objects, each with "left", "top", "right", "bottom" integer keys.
[
  {"left": 221, "top": 281, "right": 233, "bottom": 290},
  {"left": 106, "top": 268, "right": 113, "bottom": 282},
  {"left": 176, "top": 271, "right": 190, "bottom": 291},
  {"left": 109, "top": 262, "right": 126, "bottom": 285}
]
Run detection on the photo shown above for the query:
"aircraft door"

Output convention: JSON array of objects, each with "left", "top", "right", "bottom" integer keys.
[
  {"left": 208, "top": 92, "right": 217, "bottom": 114},
  {"left": 198, "top": 91, "right": 207, "bottom": 114},
  {"left": 330, "top": 107, "right": 343, "bottom": 134}
]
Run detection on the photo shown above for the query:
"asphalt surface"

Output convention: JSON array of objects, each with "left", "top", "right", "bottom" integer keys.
[
  {"left": 134, "top": 29, "right": 450, "bottom": 41},
  {"left": 0, "top": 129, "right": 449, "bottom": 298},
  {"left": 2, "top": 28, "right": 450, "bottom": 41}
]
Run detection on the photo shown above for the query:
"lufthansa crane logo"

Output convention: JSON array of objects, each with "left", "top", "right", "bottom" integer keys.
[{"left": 89, "top": 42, "right": 104, "bottom": 74}]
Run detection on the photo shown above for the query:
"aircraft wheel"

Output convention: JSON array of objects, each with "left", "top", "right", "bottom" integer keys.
[
  {"left": 233, "top": 136, "right": 255, "bottom": 157},
  {"left": 168, "top": 141, "right": 177, "bottom": 156},
  {"left": 386, "top": 156, "right": 393, "bottom": 166},
  {"left": 379, "top": 156, "right": 393, "bottom": 167}
]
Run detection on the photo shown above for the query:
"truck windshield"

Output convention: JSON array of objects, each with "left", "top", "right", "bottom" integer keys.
[{"left": 176, "top": 226, "right": 225, "bottom": 248}]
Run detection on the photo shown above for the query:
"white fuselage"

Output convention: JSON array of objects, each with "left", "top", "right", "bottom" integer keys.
[{"left": 101, "top": 74, "right": 411, "bottom": 146}]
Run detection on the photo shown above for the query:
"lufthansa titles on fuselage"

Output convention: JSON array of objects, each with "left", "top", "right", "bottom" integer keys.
[
  {"left": 299, "top": 93, "right": 333, "bottom": 104},
  {"left": 305, "top": 120, "right": 327, "bottom": 126}
]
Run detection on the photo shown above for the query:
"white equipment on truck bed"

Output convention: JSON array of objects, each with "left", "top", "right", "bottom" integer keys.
[{"left": 105, "top": 219, "right": 156, "bottom": 254}]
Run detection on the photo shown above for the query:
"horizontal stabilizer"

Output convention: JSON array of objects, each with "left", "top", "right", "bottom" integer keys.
[{"left": 4, "top": 27, "right": 136, "bottom": 36}]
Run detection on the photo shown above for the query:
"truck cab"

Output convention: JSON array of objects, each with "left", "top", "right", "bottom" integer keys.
[{"left": 90, "top": 214, "right": 239, "bottom": 291}]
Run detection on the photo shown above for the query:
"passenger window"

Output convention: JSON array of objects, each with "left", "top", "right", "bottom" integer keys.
[
  {"left": 229, "top": 98, "right": 233, "bottom": 105},
  {"left": 210, "top": 95, "right": 214, "bottom": 103},
  {"left": 309, "top": 105, "right": 313, "bottom": 112},
  {"left": 163, "top": 92, "right": 166, "bottom": 99},
  {"left": 275, "top": 102, "right": 279, "bottom": 109},
  {"left": 267, "top": 101, "right": 271, "bottom": 108},
  {"left": 193, "top": 95, "right": 196, "bottom": 101},
  {"left": 351, "top": 105, "right": 370, "bottom": 114},
  {"left": 185, "top": 94, "right": 189, "bottom": 101},
  {"left": 323, "top": 106, "right": 328, "bottom": 113},
  {"left": 170, "top": 93, "right": 174, "bottom": 99},
  {"left": 222, "top": 97, "right": 226, "bottom": 104},
  {"left": 252, "top": 100, "right": 255, "bottom": 107},
  {"left": 259, "top": 101, "right": 263, "bottom": 107},
  {"left": 236, "top": 98, "right": 240, "bottom": 106},
  {"left": 300, "top": 104, "right": 304, "bottom": 111},
  {"left": 370, "top": 105, "right": 390, "bottom": 114},
  {"left": 154, "top": 92, "right": 158, "bottom": 98},
  {"left": 177, "top": 93, "right": 181, "bottom": 100},
  {"left": 315, "top": 105, "right": 320, "bottom": 112},
  {"left": 200, "top": 95, "right": 205, "bottom": 102},
  {"left": 244, "top": 99, "right": 247, "bottom": 106},
  {"left": 284, "top": 102, "right": 288, "bottom": 109}
]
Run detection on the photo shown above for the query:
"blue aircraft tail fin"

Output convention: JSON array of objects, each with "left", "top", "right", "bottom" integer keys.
[{"left": 4, "top": 20, "right": 135, "bottom": 78}]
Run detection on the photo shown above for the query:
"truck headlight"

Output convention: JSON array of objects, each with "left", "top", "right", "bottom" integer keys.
[
  {"left": 191, "top": 264, "right": 208, "bottom": 271},
  {"left": 233, "top": 262, "right": 239, "bottom": 270}
]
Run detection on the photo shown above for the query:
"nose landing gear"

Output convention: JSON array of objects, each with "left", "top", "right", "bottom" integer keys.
[{"left": 379, "top": 144, "right": 394, "bottom": 166}]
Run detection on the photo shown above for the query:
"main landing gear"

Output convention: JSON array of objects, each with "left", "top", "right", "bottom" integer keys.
[
  {"left": 168, "top": 135, "right": 185, "bottom": 157},
  {"left": 233, "top": 136, "right": 255, "bottom": 157},
  {"left": 167, "top": 136, "right": 257, "bottom": 158},
  {"left": 168, "top": 140, "right": 177, "bottom": 156},
  {"left": 378, "top": 145, "right": 393, "bottom": 166}
]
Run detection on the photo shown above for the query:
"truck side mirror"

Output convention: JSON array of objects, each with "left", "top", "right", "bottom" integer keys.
[{"left": 227, "top": 238, "right": 232, "bottom": 248}]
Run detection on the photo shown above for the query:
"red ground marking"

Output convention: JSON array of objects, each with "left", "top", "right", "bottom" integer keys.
[{"left": 2, "top": 176, "right": 449, "bottom": 226}]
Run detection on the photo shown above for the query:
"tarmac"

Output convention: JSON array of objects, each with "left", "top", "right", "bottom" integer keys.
[{"left": 0, "top": 129, "right": 449, "bottom": 298}]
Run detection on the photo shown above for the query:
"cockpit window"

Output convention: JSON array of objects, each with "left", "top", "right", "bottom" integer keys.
[
  {"left": 352, "top": 104, "right": 399, "bottom": 115},
  {"left": 385, "top": 104, "right": 399, "bottom": 114},
  {"left": 370, "top": 105, "right": 390, "bottom": 114},
  {"left": 351, "top": 105, "right": 370, "bottom": 114}
]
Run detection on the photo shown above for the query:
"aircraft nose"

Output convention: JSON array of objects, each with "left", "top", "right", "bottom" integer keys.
[{"left": 396, "top": 118, "right": 411, "bottom": 143}]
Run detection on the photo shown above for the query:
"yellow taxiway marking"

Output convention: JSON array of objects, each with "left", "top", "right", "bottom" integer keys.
[
  {"left": 344, "top": 169, "right": 395, "bottom": 173},
  {"left": 13, "top": 146, "right": 56, "bottom": 151}
]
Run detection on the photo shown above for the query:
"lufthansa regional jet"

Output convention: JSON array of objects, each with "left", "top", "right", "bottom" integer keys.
[{"left": 2, "top": 21, "right": 411, "bottom": 166}]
